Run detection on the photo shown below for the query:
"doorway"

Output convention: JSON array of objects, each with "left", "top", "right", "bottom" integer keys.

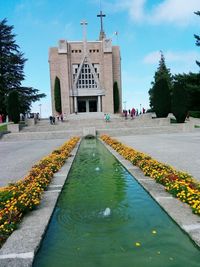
[
  {"left": 89, "top": 100, "right": 97, "bottom": 112},
  {"left": 78, "top": 100, "right": 86, "bottom": 112}
]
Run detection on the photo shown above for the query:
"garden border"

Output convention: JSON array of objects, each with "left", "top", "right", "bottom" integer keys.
[
  {"left": 0, "top": 140, "right": 81, "bottom": 267},
  {"left": 100, "top": 138, "right": 200, "bottom": 248}
]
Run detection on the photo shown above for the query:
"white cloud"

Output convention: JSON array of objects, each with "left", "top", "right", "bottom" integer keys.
[
  {"left": 143, "top": 51, "right": 161, "bottom": 64},
  {"left": 126, "top": 0, "right": 146, "bottom": 22},
  {"left": 143, "top": 50, "right": 200, "bottom": 74},
  {"left": 150, "top": 0, "right": 200, "bottom": 26},
  {"left": 143, "top": 50, "right": 200, "bottom": 65},
  {"left": 109, "top": 0, "right": 199, "bottom": 26}
]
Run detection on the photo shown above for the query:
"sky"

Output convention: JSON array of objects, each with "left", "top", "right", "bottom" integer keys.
[{"left": 0, "top": 0, "right": 200, "bottom": 117}]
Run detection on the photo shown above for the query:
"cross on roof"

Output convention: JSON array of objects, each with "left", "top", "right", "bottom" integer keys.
[
  {"left": 97, "top": 11, "right": 106, "bottom": 34},
  {"left": 80, "top": 20, "right": 88, "bottom": 41}
]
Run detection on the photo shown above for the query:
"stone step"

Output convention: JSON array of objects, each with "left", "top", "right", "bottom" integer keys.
[
  {"left": 21, "top": 118, "right": 172, "bottom": 132},
  {"left": 1, "top": 123, "right": 194, "bottom": 141},
  {"left": 97, "top": 126, "right": 182, "bottom": 136},
  {"left": 1, "top": 130, "right": 83, "bottom": 141}
]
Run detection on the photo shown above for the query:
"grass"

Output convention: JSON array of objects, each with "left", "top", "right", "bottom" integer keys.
[
  {"left": 0, "top": 124, "right": 7, "bottom": 132},
  {"left": 170, "top": 118, "right": 177, "bottom": 123}
]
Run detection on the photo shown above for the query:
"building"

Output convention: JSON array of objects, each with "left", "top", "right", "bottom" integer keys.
[{"left": 49, "top": 12, "right": 122, "bottom": 116}]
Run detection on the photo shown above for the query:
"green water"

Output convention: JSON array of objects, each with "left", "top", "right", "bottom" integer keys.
[{"left": 33, "top": 139, "right": 200, "bottom": 267}]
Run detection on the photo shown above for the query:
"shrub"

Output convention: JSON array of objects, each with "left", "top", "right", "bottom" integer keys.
[
  {"left": 153, "top": 78, "right": 171, "bottom": 118},
  {"left": 54, "top": 76, "right": 62, "bottom": 113},
  {"left": 172, "top": 81, "right": 188, "bottom": 123},
  {"left": 7, "top": 90, "right": 20, "bottom": 123},
  {"left": 189, "top": 110, "right": 200, "bottom": 118},
  {"left": 113, "top": 81, "right": 120, "bottom": 113}
]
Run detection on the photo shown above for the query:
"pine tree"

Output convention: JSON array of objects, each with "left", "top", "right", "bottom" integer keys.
[
  {"left": 173, "top": 73, "right": 200, "bottom": 111},
  {"left": 0, "top": 18, "right": 45, "bottom": 117},
  {"left": 171, "top": 80, "right": 188, "bottom": 123},
  {"left": 149, "top": 52, "right": 172, "bottom": 115},
  {"left": 153, "top": 77, "right": 171, "bottom": 118},
  {"left": 7, "top": 90, "right": 20, "bottom": 123},
  {"left": 113, "top": 81, "right": 120, "bottom": 113},
  {"left": 54, "top": 77, "right": 62, "bottom": 113},
  {"left": 194, "top": 11, "right": 200, "bottom": 67}
]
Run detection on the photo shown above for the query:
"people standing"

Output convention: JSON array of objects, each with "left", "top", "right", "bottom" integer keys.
[
  {"left": 131, "top": 108, "right": 136, "bottom": 119},
  {"left": 49, "top": 116, "right": 53, "bottom": 124},
  {"left": 52, "top": 116, "right": 55, "bottom": 124},
  {"left": 124, "top": 110, "right": 128, "bottom": 119}
]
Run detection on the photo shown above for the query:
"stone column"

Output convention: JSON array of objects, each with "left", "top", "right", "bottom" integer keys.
[
  {"left": 86, "top": 100, "right": 89, "bottom": 112},
  {"left": 74, "top": 96, "right": 78, "bottom": 113},
  {"left": 98, "top": 95, "right": 101, "bottom": 112}
]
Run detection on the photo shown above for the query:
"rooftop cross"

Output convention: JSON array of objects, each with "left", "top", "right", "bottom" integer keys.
[
  {"left": 80, "top": 20, "right": 88, "bottom": 41},
  {"left": 80, "top": 20, "right": 88, "bottom": 55},
  {"left": 97, "top": 11, "right": 106, "bottom": 40}
]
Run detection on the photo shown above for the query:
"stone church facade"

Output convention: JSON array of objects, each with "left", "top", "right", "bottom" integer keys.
[{"left": 49, "top": 15, "right": 122, "bottom": 116}]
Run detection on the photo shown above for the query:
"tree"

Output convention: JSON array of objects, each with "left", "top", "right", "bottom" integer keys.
[
  {"left": 171, "top": 80, "right": 188, "bottom": 123},
  {"left": 173, "top": 73, "right": 200, "bottom": 111},
  {"left": 194, "top": 11, "right": 200, "bottom": 67},
  {"left": 7, "top": 90, "right": 20, "bottom": 123},
  {"left": 0, "top": 18, "right": 45, "bottom": 117},
  {"left": 18, "top": 87, "right": 45, "bottom": 114},
  {"left": 149, "top": 52, "right": 172, "bottom": 115},
  {"left": 153, "top": 77, "right": 171, "bottom": 118},
  {"left": 113, "top": 81, "right": 120, "bottom": 113},
  {"left": 54, "top": 77, "right": 62, "bottom": 113}
]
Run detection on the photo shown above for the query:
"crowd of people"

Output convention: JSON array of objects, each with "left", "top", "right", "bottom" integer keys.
[
  {"left": 123, "top": 107, "right": 146, "bottom": 119},
  {"left": 49, "top": 113, "right": 64, "bottom": 124}
]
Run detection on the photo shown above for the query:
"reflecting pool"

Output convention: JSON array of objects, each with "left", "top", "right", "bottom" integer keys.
[{"left": 33, "top": 139, "right": 200, "bottom": 267}]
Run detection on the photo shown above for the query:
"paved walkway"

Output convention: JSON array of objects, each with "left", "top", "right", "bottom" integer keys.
[
  {"left": 0, "top": 139, "right": 66, "bottom": 187},
  {"left": 0, "top": 131, "right": 200, "bottom": 187},
  {"left": 116, "top": 131, "right": 200, "bottom": 182}
]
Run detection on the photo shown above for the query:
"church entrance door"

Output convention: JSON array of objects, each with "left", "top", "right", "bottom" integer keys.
[
  {"left": 78, "top": 100, "right": 86, "bottom": 113},
  {"left": 89, "top": 100, "right": 97, "bottom": 112},
  {"left": 77, "top": 97, "right": 98, "bottom": 113}
]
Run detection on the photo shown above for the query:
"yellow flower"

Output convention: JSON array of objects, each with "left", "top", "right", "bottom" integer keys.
[{"left": 135, "top": 242, "right": 141, "bottom": 247}]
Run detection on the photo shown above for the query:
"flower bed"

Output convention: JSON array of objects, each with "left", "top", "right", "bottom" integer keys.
[
  {"left": 0, "top": 137, "right": 80, "bottom": 246},
  {"left": 101, "top": 135, "right": 200, "bottom": 216}
]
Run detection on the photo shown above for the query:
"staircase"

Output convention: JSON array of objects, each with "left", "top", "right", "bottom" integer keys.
[{"left": 1, "top": 113, "right": 197, "bottom": 141}]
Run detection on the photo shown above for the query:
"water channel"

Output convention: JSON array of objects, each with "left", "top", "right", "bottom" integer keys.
[{"left": 33, "top": 138, "right": 200, "bottom": 267}]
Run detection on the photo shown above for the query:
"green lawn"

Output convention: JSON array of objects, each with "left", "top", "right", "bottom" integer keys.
[{"left": 0, "top": 124, "right": 7, "bottom": 132}]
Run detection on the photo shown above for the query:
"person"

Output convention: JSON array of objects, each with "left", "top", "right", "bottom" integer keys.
[
  {"left": 60, "top": 113, "right": 64, "bottom": 122},
  {"left": 186, "top": 112, "right": 190, "bottom": 121},
  {"left": 131, "top": 108, "right": 135, "bottom": 119},
  {"left": 49, "top": 116, "right": 53, "bottom": 124},
  {"left": 0, "top": 114, "right": 2, "bottom": 123},
  {"left": 104, "top": 113, "right": 110, "bottom": 122},
  {"left": 57, "top": 115, "right": 60, "bottom": 121},
  {"left": 124, "top": 110, "right": 128, "bottom": 119},
  {"left": 52, "top": 116, "right": 55, "bottom": 125},
  {"left": 142, "top": 107, "right": 146, "bottom": 114}
]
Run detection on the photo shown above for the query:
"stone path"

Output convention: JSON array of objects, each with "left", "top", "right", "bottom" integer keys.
[
  {"left": 116, "top": 131, "right": 200, "bottom": 182},
  {"left": 0, "top": 139, "right": 66, "bottom": 187},
  {"left": 0, "top": 131, "right": 199, "bottom": 187}
]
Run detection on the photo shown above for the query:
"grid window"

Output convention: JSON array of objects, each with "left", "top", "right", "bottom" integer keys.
[{"left": 72, "top": 63, "right": 99, "bottom": 89}]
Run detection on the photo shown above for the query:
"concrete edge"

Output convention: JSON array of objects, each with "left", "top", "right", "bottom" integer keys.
[
  {"left": 0, "top": 140, "right": 81, "bottom": 267},
  {"left": 99, "top": 139, "right": 200, "bottom": 248}
]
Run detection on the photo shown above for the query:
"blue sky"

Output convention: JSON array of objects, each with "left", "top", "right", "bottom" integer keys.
[{"left": 1, "top": 0, "right": 200, "bottom": 117}]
